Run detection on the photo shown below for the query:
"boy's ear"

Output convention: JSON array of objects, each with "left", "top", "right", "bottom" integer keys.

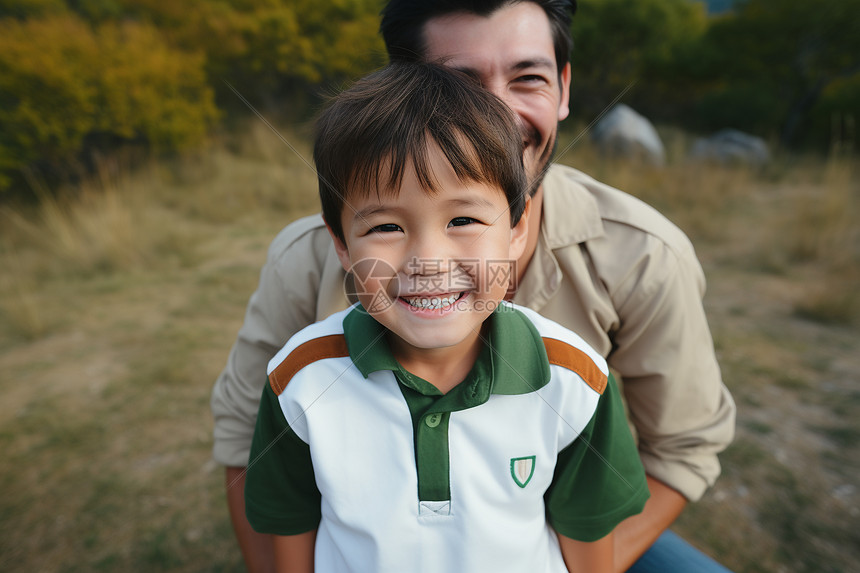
[
  {"left": 325, "top": 222, "right": 352, "bottom": 273},
  {"left": 509, "top": 196, "right": 531, "bottom": 261}
]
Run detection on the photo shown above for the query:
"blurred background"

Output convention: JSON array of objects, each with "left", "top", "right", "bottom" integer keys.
[{"left": 0, "top": 1, "right": 858, "bottom": 571}]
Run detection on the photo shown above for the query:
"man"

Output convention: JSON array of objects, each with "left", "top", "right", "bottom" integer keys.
[{"left": 211, "top": 1, "right": 736, "bottom": 571}]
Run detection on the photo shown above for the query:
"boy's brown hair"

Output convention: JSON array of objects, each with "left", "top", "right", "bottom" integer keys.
[{"left": 314, "top": 62, "right": 527, "bottom": 242}]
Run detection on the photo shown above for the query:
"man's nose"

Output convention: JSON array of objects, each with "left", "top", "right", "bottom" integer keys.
[
  {"left": 482, "top": 82, "right": 527, "bottom": 133},
  {"left": 483, "top": 80, "right": 510, "bottom": 106}
]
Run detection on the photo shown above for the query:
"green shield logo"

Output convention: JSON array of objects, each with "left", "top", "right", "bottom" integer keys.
[{"left": 510, "top": 456, "right": 536, "bottom": 488}]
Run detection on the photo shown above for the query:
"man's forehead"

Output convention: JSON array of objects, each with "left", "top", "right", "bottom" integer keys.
[{"left": 421, "top": 4, "right": 556, "bottom": 70}]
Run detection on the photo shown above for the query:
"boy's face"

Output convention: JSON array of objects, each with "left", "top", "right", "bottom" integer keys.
[
  {"left": 330, "top": 142, "right": 529, "bottom": 359},
  {"left": 422, "top": 2, "right": 571, "bottom": 192}
]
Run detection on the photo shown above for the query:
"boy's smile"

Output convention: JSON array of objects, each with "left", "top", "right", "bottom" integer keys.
[{"left": 331, "top": 141, "right": 529, "bottom": 384}]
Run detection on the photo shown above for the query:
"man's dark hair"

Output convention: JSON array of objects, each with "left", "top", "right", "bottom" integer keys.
[
  {"left": 380, "top": 0, "right": 576, "bottom": 70},
  {"left": 315, "top": 62, "right": 527, "bottom": 242}
]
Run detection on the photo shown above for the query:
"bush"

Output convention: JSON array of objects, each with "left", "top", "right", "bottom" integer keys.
[
  {"left": 0, "top": 13, "right": 218, "bottom": 194},
  {"left": 807, "top": 75, "right": 860, "bottom": 153},
  {"left": 111, "top": 0, "right": 385, "bottom": 108},
  {"left": 692, "top": 0, "right": 860, "bottom": 147},
  {"left": 0, "top": 0, "right": 66, "bottom": 19},
  {"left": 692, "top": 83, "right": 783, "bottom": 135},
  {"left": 571, "top": 0, "right": 707, "bottom": 119}
]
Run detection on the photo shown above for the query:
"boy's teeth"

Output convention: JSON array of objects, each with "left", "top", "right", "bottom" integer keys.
[{"left": 406, "top": 294, "right": 458, "bottom": 310}]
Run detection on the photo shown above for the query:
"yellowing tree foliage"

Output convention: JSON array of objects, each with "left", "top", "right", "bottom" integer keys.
[
  {"left": 0, "top": 13, "right": 218, "bottom": 192},
  {"left": 0, "top": 0, "right": 385, "bottom": 195},
  {"left": 113, "top": 0, "right": 385, "bottom": 97}
]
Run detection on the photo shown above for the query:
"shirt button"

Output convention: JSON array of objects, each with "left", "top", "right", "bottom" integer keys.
[{"left": 425, "top": 413, "right": 441, "bottom": 428}]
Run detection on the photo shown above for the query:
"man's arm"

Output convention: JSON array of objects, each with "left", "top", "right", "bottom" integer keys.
[
  {"left": 599, "top": 220, "right": 733, "bottom": 568},
  {"left": 212, "top": 217, "right": 332, "bottom": 469},
  {"left": 558, "top": 531, "right": 614, "bottom": 573},
  {"left": 242, "top": 380, "right": 323, "bottom": 572},
  {"left": 226, "top": 467, "right": 275, "bottom": 573},
  {"left": 557, "top": 476, "right": 685, "bottom": 573},
  {"left": 606, "top": 226, "right": 736, "bottom": 503},
  {"left": 540, "top": 169, "right": 736, "bottom": 505},
  {"left": 214, "top": 225, "right": 319, "bottom": 573},
  {"left": 612, "top": 475, "right": 687, "bottom": 572},
  {"left": 211, "top": 218, "right": 345, "bottom": 571},
  {"left": 273, "top": 531, "right": 316, "bottom": 573}
]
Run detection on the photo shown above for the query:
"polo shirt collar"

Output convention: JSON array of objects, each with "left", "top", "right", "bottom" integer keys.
[{"left": 342, "top": 304, "right": 550, "bottom": 400}]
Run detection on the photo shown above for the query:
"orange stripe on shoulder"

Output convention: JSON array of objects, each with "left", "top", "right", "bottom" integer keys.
[
  {"left": 542, "top": 337, "right": 608, "bottom": 395},
  {"left": 269, "top": 334, "right": 350, "bottom": 395}
]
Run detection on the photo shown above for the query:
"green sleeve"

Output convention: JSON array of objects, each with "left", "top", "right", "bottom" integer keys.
[
  {"left": 244, "top": 382, "right": 321, "bottom": 535},
  {"left": 545, "top": 373, "right": 649, "bottom": 541}
]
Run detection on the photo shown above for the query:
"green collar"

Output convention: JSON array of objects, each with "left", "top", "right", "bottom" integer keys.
[{"left": 343, "top": 304, "right": 551, "bottom": 405}]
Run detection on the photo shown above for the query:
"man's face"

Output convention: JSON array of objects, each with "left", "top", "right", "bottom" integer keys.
[{"left": 422, "top": 2, "right": 571, "bottom": 193}]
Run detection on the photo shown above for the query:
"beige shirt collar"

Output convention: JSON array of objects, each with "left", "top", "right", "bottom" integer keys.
[
  {"left": 514, "top": 166, "right": 604, "bottom": 308},
  {"left": 540, "top": 165, "right": 605, "bottom": 248}
]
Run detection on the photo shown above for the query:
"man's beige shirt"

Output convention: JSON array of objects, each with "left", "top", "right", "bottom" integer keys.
[{"left": 211, "top": 164, "right": 735, "bottom": 502}]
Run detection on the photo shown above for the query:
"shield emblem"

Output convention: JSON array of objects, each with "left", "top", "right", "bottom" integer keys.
[{"left": 510, "top": 456, "right": 536, "bottom": 488}]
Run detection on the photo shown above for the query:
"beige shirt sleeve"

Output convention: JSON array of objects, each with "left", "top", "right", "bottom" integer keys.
[
  {"left": 590, "top": 219, "right": 735, "bottom": 502},
  {"left": 515, "top": 165, "right": 736, "bottom": 502},
  {"left": 210, "top": 215, "right": 350, "bottom": 467}
]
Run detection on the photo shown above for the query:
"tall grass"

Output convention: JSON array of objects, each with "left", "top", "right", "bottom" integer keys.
[
  {"left": 0, "top": 122, "right": 320, "bottom": 343},
  {"left": 2, "top": 159, "right": 190, "bottom": 277}
]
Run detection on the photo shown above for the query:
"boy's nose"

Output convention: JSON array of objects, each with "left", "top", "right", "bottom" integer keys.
[
  {"left": 406, "top": 234, "right": 447, "bottom": 271},
  {"left": 403, "top": 254, "right": 446, "bottom": 277}
]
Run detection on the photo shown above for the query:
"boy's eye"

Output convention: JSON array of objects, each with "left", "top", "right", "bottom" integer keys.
[
  {"left": 448, "top": 217, "right": 478, "bottom": 227},
  {"left": 369, "top": 223, "right": 402, "bottom": 233}
]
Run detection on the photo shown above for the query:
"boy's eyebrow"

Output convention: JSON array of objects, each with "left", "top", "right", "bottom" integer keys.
[
  {"left": 353, "top": 196, "right": 502, "bottom": 221},
  {"left": 445, "top": 196, "right": 500, "bottom": 210},
  {"left": 353, "top": 204, "right": 394, "bottom": 221}
]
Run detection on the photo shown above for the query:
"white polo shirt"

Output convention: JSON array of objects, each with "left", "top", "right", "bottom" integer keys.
[{"left": 245, "top": 303, "right": 648, "bottom": 572}]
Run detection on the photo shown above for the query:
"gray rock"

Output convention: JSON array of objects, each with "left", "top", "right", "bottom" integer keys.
[
  {"left": 690, "top": 129, "right": 771, "bottom": 166},
  {"left": 590, "top": 104, "right": 666, "bottom": 166}
]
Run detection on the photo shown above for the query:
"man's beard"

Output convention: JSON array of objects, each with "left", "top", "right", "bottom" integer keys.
[{"left": 525, "top": 128, "right": 558, "bottom": 198}]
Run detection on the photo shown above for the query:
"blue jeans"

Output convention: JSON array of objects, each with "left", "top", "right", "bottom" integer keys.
[{"left": 627, "top": 531, "right": 735, "bottom": 573}]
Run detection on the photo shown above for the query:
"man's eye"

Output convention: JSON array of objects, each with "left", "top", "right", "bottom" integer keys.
[
  {"left": 370, "top": 223, "right": 402, "bottom": 233},
  {"left": 449, "top": 217, "right": 477, "bottom": 227},
  {"left": 516, "top": 74, "right": 545, "bottom": 84}
]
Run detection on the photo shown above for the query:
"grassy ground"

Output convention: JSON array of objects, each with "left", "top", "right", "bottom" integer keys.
[{"left": 0, "top": 120, "right": 857, "bottom": 572}]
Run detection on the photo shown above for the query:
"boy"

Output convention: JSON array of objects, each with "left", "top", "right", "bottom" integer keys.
[{"left": 244, "top": 62, "right": 649, "bottom": 572}]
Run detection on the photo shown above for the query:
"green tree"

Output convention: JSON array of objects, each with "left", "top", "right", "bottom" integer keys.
[
  {"left": 571, "top": 0, "right": 708, "bottom": 119},
  {"left": 701, "top": 0, "right": 860, "bottom": 145},
  {"left": 0, "top": 0, "right": 66, "bottom": 18}
]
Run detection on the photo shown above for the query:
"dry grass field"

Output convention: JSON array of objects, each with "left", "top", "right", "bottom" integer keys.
[{"left": 0, "top": 120, "right": 857, "bottom": 572}]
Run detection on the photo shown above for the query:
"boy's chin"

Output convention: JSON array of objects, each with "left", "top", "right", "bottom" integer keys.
[{"left": 389, "top": 330, "right": 479, "bottom": 353}]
